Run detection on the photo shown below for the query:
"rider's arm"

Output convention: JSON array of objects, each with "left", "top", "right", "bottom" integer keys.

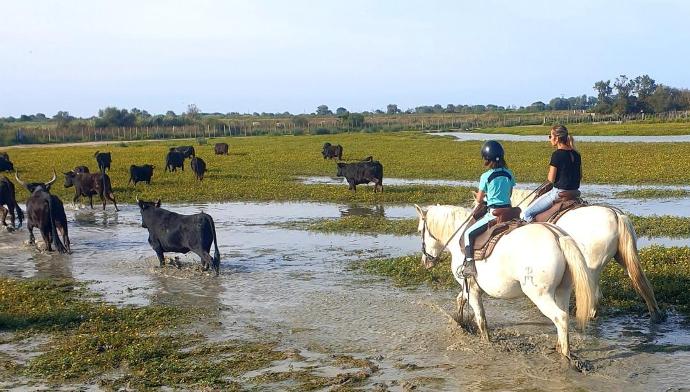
[
  {"left": 547, "top": 166, "right": 557, "bottom": 183},
  {"left": 475, "top": 190, "right": 486, "bottom": 204}
]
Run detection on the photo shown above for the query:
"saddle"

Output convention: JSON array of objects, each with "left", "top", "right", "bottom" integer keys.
[
  {"left": 460, "top": 207, "right": 525, "bottom": 260},
  {"left": 533, "top": 190, "right": 587, "bottom": 223}
]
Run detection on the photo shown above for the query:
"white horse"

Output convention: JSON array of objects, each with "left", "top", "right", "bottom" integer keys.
[
  {"left": 414, "top": 204, "right": 596, "bottom": 358},
  {"left": 510, "top": 189, "right": 662, "bottom": 322}
]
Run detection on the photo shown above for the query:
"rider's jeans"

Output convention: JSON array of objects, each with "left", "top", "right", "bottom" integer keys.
[{"left": 522, "top": 187, "right": 563, "bottom": 222}]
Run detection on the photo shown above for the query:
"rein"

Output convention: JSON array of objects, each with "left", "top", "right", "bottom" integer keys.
[
  {"left": 421, "top": 212, "right": 473, "bottom": 265},
  {"left": 515, "top": 181, "right": 552, "bottom": 208}
]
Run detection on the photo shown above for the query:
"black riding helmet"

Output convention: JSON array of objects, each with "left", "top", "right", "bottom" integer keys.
[{"left": 481, "top": 140, "right": 504, "bottom": 162}]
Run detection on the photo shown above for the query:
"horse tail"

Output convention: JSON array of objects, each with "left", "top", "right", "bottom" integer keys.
[
  {"left": 557, "top": 232, "right": 596, "bottom": 331},
  {"left": 616, "top": 214, "right": 663, "bottom": 322}
]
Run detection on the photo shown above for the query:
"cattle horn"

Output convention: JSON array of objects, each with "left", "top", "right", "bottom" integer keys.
[
  {"left": 45, "top": 169, "right": 57, "bottom": 186},
  {"left": 14, "top": 171, "right": 26, "bottom": 187},
  {"left": 135, "top": 195, "right": 139, "bottom": 203}
]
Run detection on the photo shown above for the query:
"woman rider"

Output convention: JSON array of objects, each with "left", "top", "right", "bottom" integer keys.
[
  {"left": 522, "top": 125, "right": 581, "bottom": 222},
  {"left": 463, "top": 140, "right": 515, "bottom": 277}
]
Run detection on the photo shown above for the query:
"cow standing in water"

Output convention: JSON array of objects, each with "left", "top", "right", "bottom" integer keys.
[
  {"left": 336, "top": 160, "right": 384, "bottom": 192},
  {"left": 137, "top": 198, "right": 221, "bottom": 275},
  {"left": 15, "top": 171, "right": 70, "bottom": 253},
  {"left": 63, "top": 171, "right": 119, "bottom": 211},
  {"left": 0, "top": 176, "right": 23, "bottom": 228},
  {"left": 191, "top": 157, "right": 206, "bottom": 181}
]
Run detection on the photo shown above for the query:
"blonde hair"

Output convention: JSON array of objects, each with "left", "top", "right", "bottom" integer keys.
[{"left": 552, "top": 125, "right": 575, "bottom": 149}]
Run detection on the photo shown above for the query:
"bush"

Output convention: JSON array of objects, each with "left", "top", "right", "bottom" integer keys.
[
  {"left": 314, "top": 128, "right": 330, "bottom": 135},
  {"left": 292, "top": 128, "right": 305, "bottom": 136},
  {"left": 196, "top": 137, "right": 207, "bottom": 145}
]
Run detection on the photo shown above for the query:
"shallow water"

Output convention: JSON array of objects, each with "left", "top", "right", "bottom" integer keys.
[
  {"left": 300, "top": 176, "right": 690, "bottom": 217},
  {"left": 1, "top": 201, "right": 689, "bottom": 390},
  {"left": 430, "top": 131, "right": 690, "bottom": 143}
]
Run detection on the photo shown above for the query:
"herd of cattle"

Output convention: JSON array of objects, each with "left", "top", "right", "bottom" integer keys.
[{"left": 0, "top": 140, "right": 382, "bottom": 275}]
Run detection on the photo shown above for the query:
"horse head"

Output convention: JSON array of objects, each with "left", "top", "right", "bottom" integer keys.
[{"left": 414, "top": 204, "right": 442, "bottom": 269}]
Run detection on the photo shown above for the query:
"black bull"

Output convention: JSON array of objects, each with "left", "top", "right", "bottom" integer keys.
[
  {"left": 322, "top": 143, "right": 343, "bottom": 160},
  {"left": 129, "top": 164, "right": 154, "bottom": 185},
  {"left": 214, "top": 143, "right": 229, "bottom": 155},
  {"left": 172, "top": 146, "right": 195, "bottom": 158},
  {"left": 165, "top": 151, "right": 185, "bottom": 172},
  {"left": 336, "top": 160, "right": 384, "bottom": 192},
  {"left": 137, "top": 199, "right": 221, "bottom": 275},
  {"left": 94, "top": 151, "right": 112, "bottom": 172},
  {"left": 15, "top": 171, "right": 70, "bottom": 253},
  {"left": 0, "top": 157, "right": 15, "bottom": 173},
  {"left": 0, "top": 176, "right": 23, "bottom": 228},
  {"left": 63, "top": 171, "right": 119, "bottom": 211}
]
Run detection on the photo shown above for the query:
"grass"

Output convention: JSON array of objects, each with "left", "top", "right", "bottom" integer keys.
[
  {"left": 614, "top": 189, "right": 690, "bottom": 199},
  {"left": 630, "top": 215, "right": 690, "bottom": 237},
  {"left": 357, "top": 246, "right": 690, "bottom": 316},
  {"left": 3, "top": 132, "right": 690, "bottom": 207},
  {"left": 281, "top": 216, "right": 419, "bottom": 236},
  {"left": 477, "top": 122, "right": 690, "bottom": 136},
  {"left": 0, "top": 278, "right": 380, "bottom": 390}
]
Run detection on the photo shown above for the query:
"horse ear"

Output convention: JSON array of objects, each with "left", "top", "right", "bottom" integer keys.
[{"left": 413, "top": 204, "right": 426, "bottom": 219}]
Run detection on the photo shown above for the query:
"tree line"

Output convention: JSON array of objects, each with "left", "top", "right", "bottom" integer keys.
[{"left": 3, "top": 74, "right": 690, "bottom": 130}]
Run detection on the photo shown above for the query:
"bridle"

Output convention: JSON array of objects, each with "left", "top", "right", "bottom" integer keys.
[
  {"left": 420, "top": 219, "right": 442, "bottom": 264},
  {"left": 420, "top": 213, "right": 473, "bottom": 266}
]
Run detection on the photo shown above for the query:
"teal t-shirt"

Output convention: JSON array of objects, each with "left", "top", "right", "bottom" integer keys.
[{"left": 478, "top": 168, "right": 515, "bottom": 206}]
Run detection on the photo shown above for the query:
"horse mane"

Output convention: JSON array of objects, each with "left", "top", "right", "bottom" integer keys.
[
  {"left": 511, "top": 188, "right": 534, "bottom": 206},
  {"left": 426, "top": 205, "right": 472, "bottom": 242}
]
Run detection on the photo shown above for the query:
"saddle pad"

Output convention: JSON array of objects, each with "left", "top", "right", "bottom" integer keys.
[
  {"left": 460, "top": 219, "right": 526, "bottom": 260},
  {"left": 534, "top": 198, "right": 587, "bottom": 223}
]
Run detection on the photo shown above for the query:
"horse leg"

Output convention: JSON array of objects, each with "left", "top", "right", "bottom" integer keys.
[
  {"left": 456, "top": 291, "right": 468, "bottom": 325},
  {"left": 525, "top": 290, "right": 571, "bottom": 358},
  {"left": 467, "top": 279, "right": 489, "bottom": 340},
  {"left": 555, "top": 267, "right": 573, "bottom": 314}
]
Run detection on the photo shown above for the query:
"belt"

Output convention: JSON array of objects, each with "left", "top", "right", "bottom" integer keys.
[{"left": 488, "top": 204, "right": 511, "bottom": 209}]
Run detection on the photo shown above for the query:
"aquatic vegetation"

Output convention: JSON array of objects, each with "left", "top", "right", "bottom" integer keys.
[
  {"left": 282, "top": 216, "right": 418, "bottom": 236},
  {"left": 629, "top": 215, "right": 690, "bottom": 237},
  {"left": 600, "top": 246, "right": 690, "bottom": 315},
  {"left": 0, "top": 278, "right": 383, "bottom": 389},
  {"left": 5, "top": 133, "right": 690, "bottom": 207},
  {"left": 358, "top": 247, "right": 690, "bottom": 316},
  {"left": 356, "top": 254, "right": 456, "bottom": 289},
  {"left": 614, "top": 189, "right": 690, "bottom": 199},
  {"left": 479, "top": 122, "right": 690, "bottom": 136}
]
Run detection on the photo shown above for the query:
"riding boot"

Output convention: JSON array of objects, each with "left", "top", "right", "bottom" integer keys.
[{"left": 463, "top": 245, "right": 477, "bottom": 277}]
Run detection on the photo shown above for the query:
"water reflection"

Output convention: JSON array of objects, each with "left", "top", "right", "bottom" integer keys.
[{"left": 339, "top": 204, "right": 385, "bottom": 217}]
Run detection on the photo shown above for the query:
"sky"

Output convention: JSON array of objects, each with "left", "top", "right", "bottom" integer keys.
[{"left": 2, "top": 0, "right": 690, "bottom": 117}]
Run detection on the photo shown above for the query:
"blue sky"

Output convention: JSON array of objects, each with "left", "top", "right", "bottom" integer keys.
[{"left": 2, "top": 0, "right": 689, "bottom": 117}]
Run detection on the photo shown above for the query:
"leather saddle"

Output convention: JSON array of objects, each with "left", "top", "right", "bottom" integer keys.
[
  {"left": 533, "top": 190, "right": 587, "bottom": 223},
  {"left": 460, "top": 207, "right": 525, "bottom": 260}
]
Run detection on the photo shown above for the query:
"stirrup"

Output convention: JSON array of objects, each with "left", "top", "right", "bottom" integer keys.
[{"left": 462, "top": 258, "right": 477, "bottom": 277}]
